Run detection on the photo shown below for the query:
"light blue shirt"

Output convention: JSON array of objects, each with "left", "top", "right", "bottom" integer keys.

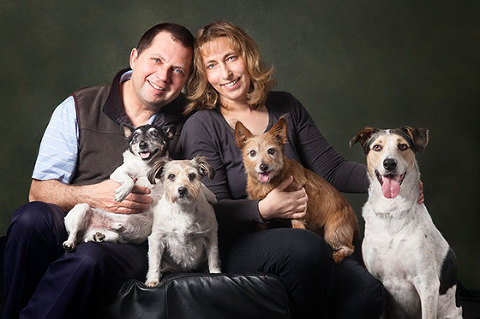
[{"left": 32, "top": 70, "right": 157, "bottom": 184}]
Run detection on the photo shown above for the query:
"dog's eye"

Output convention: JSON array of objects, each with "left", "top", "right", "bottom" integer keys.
[
  {"left": 168, "top": 174, "right": 175, "bottom": 181},
  {"left": 398, "top": 143, "right": 409, "bottom": 151},
  {"left": 150, "top": 130, "right": 159, "bottom": 137},
  {"left": 372, "top": 144, "right": 383, "bottom": 152},
  {"left": 188, "top": 173, "right": 196, "bottom": 181},
  {"left": 249, "top": 150, "right": 256, "bottom": 157},
  {"left": 267, "top": 148, "right": 275, "bottom": 155}
]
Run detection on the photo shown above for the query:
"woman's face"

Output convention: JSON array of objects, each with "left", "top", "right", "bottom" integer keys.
[{"left": 201, "top": 37, "right": 251, "bottom": 107}]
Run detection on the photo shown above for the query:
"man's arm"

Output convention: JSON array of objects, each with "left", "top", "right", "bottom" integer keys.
[{"left": 29, "top": 179, "right": 152, "bottom": 214}]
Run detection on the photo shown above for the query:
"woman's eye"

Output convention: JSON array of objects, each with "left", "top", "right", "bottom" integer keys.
[
  {"left": 267, "top": 148, "right": 275, "bottom": 155},
  {"left": 206, "top": 63, "right": 216, "bottom": 69},
  {"left": 249, "top": 150, "right": 256, "bottom": 157},
  {"left": 168, "top": 174, "right": 175, "bottom": 181},
  {"left": 373, "top": 145, "right": 383, "bottom": 152},
  {"left": 227, "top": 56, "right": 237, "bottom": 62}
]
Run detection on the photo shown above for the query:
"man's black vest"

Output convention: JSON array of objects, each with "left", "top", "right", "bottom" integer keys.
[{"left": 69, "top": 69, "right": 187, "bottom": 185}]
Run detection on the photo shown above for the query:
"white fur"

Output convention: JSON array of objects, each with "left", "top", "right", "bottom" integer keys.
[
  {"left": 145, "top": 160, "right": 221, "bottom": 287},
  {"left": 362, "top": 131, "right": 462, "bottom": 319},
  {"left": 63, "top": 150, "right": 163, "bottom": 250}
]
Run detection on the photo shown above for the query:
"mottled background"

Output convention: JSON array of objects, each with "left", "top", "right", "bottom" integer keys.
[{"left": 1, "top": 0, "right": 478, "bottom": 288}]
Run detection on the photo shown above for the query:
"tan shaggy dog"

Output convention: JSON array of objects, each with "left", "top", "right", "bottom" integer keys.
[{"left": 235, "top": 118, "right": 359, "bottom": 263}]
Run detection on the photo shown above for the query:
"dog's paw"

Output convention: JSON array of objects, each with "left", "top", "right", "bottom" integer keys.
[
  {"left": 62, "top": 240, "right": 76, "bottom": 251},
  {"left": 93, "top": 232, "right": 106, "bottom": 242},
  {"left": 114, "top": 184, "right": 134, "bottom": 202},
  {"left": 111, "top": 223, "right": 124, "bottom": 231},
  {"left": 145, "top": 279, "right": 160, "bottom": 287},
  {"left": 209, "top": 267, "right": 221, "bottom": 274}
]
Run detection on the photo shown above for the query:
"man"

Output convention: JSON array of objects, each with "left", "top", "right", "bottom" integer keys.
[{"left": 3, "top": 23, "right": 194, "bottom": 318}]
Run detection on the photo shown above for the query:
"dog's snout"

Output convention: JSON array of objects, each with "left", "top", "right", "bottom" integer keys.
[
  {"left": 139, "top": 141, "right": 148, "bottom": 149},
  {"left": 259, "top": 163, "right": 269, "bottom": 172},
  {"left": 178, "top": 187, "right": 188, "bottom": 197},
  {"left": 383, "top": 158, "right": 397, "bottom": 171}
]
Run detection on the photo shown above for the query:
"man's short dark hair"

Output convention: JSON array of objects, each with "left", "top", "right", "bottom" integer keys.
[{"left": 136, "top": 23, "right": 194, "bottom": 55}]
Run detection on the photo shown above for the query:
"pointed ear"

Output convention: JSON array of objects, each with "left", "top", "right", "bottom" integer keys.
[
  {"left": 401, "top": 127, "right": 429, "bottom": 153},
  {"left": 234, "top": 121, "right": 253, "bottom": 149},
  {"left": 122, "top": 124, "right": 134, "bottom": 140},
  {"left": 147, "top": 158, "right": 169, "bottom": 184},
  {"left": 163, "top": 124, "right": 176, "bottom": 140},
  {"left": 349, "top": 127, "right": 379, "bottom": 154},
  {"left": 269, "top": 118, "right": 288, "bottom": 145},
  {"left": 193, "top": 156, "right": 215, "bottom": 179}
]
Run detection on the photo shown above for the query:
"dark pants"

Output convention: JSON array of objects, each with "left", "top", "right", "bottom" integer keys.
[
  {"left": 219, "top": 228, "right": 385, "bottom": 319},
  {"left": 2, "top": 202, "right": 148, "bottom": 319}
]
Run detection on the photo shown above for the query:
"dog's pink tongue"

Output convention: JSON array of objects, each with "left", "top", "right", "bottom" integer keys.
[
  {"left": 140, "top": 152, "right": 151, "bottom": 159},
  {"left": 382, "top": 176, "right": 401, "bottom": 199},
  {"left": 259, "top": 173, "right": 269, "bottom": 183}
]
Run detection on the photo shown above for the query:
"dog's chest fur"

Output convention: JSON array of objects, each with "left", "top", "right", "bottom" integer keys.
[{"left": 151, "top": 195, "right": 217, "bottom": 271}]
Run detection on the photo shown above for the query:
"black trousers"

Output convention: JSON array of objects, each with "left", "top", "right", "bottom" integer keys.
[
  {"left": 3, "top": 201, "right": 385, "bottom": 319},
  {"left": 2, "top": 202, "right": 148, "bottom": 319},
  {"left": 219, "top": 229, "right": 385, "bottom": 319}
]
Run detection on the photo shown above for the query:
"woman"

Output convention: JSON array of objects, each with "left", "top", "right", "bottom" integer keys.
[{"left": 181, "top": 21, "right": 385, "bottom": 319}]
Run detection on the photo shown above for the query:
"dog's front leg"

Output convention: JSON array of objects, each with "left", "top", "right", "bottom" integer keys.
[
  {"left": 413, "top": 276, "right": 439, "bottom": 319},
  {"left": 110, "top": 166, "right": 136, "bottom": 202},
  {"left": 145, "top": 235, "right": 165, "bottom": 287},
  {"left": 205, "top": 231, "right": 221, "bottom": 273}
]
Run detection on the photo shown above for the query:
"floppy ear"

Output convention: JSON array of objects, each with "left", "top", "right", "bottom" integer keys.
[
  {"left": 163, "top": 124, "right": 177, "bottom": 140},
  {"left": 234, "top": 121, "right": 254, "bottom": 149},
  {"left": 349, "top": 127, "right": 379, "bottom": 154},
  {"left": 269, "top": 117, "right": 288, "bottom": 145},
  {"left": 122, "top": 124, "right": 134, "bottom": 140},
  {"left": 401, "top": 127, "right": 429, "bottom": 153},
  {"left": 193, "top": 156, "right": 215, "bottom": 179},
  {"left": 147, "top": 158, "right": 169, "bottom": 184}
]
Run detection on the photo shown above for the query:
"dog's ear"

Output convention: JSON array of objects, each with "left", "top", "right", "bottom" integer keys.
[
  {"left": 163, "top": 124, "right": 177, "bottom": 140},
  {"left": 122, "top": 124, "right": 134, "bottom": 140},
  {"left": 234, "top": 121, "right": 253, "bottom": 149},
  {"left": 193, "top": 156, "right": 215, "bottom": 179},
  {"left": 148, "top": 158, "right": 169, "bottom": 184},
  {"left": 269, "top": 118, "right": 288, "bottom": 145},
  {"left": 349, "top": 127, "right": 379, "bottom": 154},
  {"left": 401, "top": 127, "right": 429, "bottom": 153}
]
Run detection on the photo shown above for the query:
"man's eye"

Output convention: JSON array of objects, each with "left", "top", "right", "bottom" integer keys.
[
  {"left": 168, "top": 174, "right": 175, "bottom": 181},
  {"left": 249, "top": 150, "right": 256, "bottom": 157}
]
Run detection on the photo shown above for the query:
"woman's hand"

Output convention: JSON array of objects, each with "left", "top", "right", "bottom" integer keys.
[{"left": 258, "top": 176, "right": 308, "bottom": 221}]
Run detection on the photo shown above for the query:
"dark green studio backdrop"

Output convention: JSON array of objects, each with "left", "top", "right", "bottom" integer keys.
[{"left": 1, "top": 0, "right": 479, "bottom": 289}]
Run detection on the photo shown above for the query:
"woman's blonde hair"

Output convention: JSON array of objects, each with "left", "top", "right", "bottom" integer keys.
[{"left": 185, "top": 21, "right": 275, "bottom": 114}]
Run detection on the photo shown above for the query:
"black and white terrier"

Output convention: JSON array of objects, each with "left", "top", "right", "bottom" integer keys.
[
  {"left": 62, "top": 124, "right": 173, "bottom": 250},
  {"left": 144, "top": 156, "right": 221, "bottom": 287}
]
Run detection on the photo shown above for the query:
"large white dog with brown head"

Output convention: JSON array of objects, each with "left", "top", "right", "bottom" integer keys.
[{"left": 350, "top": 127, "right": 462, "bottom": 319}]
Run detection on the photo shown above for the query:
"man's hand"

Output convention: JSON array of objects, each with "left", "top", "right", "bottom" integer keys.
[{"left": 83, "top": 179, "right": 152, "bottom": 214}]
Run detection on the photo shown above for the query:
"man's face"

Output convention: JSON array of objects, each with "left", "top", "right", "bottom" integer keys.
[{"left": 129, "top": 31, "right": 193, "bottom": 109}]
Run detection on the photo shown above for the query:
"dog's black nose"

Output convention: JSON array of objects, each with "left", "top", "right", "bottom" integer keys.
[
  {"left": 139, "top": 141, "right": 148, "bottom": 149},
  {"left": 259, "top": 163, "right": 269, "bottom": 172},
  {"left": 383, "top": 158, "right": 397, "bottom": 171},
  {"left": 178, "top": 187, "right": 188, "bottom": 197}
]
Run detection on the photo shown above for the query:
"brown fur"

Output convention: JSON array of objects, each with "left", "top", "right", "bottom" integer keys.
[{"left": 235, "top": 118, "right": 360, "bottom": 263}]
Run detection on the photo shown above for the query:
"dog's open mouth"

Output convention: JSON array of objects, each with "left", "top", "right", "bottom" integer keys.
[
  {"left": 258, "top": 171, "right": 271, "bottom": 183},
  {"left": 139, "top": 149, "right": 159, "bottom": 160},
  {"left": 375, "top": 170, "right": 405, "bottom": 199}
]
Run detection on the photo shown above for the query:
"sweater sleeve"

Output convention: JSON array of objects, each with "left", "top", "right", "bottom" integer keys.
[
  {"left": 288, "top": 95, "right": 369, "bottom": 193},
  {"left": 180, "top": 113, "right": 265, "bottom": 230}
]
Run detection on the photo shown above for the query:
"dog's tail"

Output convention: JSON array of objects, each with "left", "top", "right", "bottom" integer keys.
[{"left": 324, "top": 205, "right": 360, "bottom": 263}]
